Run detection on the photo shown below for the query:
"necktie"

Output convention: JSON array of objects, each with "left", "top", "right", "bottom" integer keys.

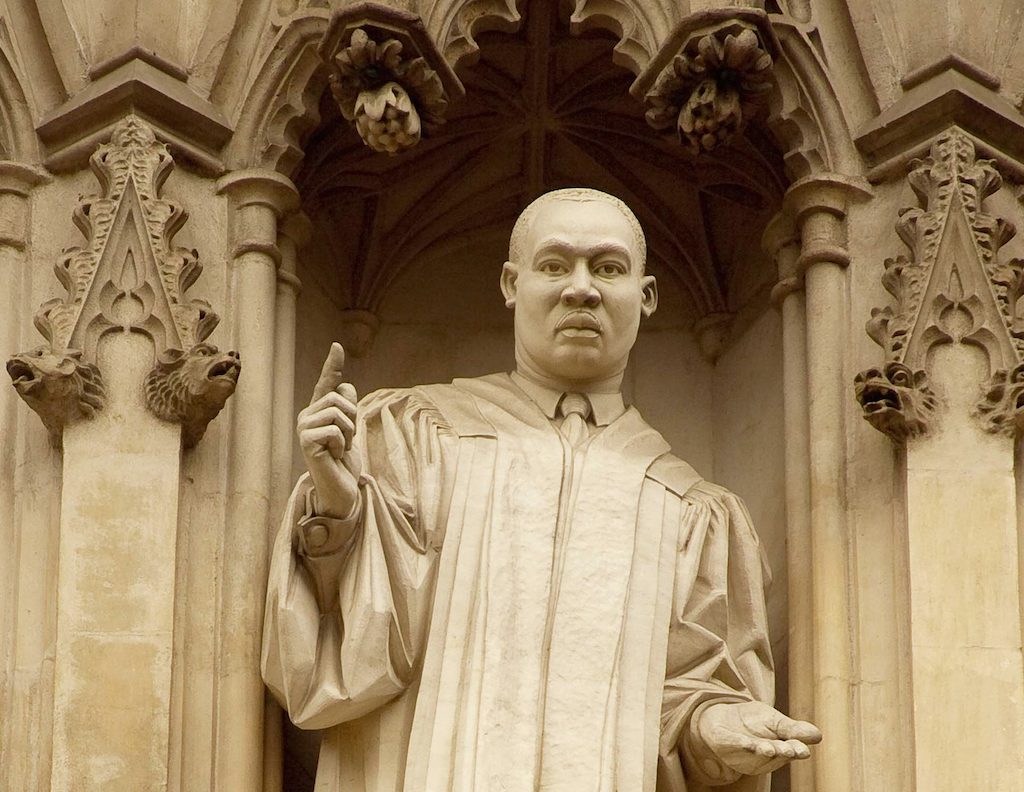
[{"left": 558, "top": 392, "right": 592, "bottom": 448}]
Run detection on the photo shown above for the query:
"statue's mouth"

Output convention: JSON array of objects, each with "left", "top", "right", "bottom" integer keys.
[
  {"left": 556, "top": 312, "right": 602, "bottom": 336},
  {"left": 859, "top": 381, "right": 900, "bottom": 413},
  {"left": 208, "top": 358, "right": 241, "bottom": 383},
  {"left": 6, "top": 359, "right": 38, "bottom": 388}
]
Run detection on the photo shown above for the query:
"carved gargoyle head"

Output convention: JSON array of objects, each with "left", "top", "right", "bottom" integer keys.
[
  {"left": 854, "top": 361, "right": 937, "bottom": 442},
  {"left": 144, "top": 342, "right": 241, "bottom": 447},
  {"left": 976, "top": 363, "right": 1024, "bottom": 436},
  {"left": 6, "top": 346, "right": 106, "bottom": 441}
]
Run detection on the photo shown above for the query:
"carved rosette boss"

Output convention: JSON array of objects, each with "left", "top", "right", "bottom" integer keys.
[
  {"left": 856, "top": 128, "right": 1024, "bottom": 441},
  {"left": 633, "top": 10, "right": 778, "bottom": 155},
  {"left": 6, "top": 116, "right": 240, "bottom": 447},
  {"left": 319, "top": 5, "right": 465, "bottom": 155}
]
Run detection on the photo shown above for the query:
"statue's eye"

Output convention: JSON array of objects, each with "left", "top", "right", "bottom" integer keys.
[
  {"left": 594, "top": 261, "right": 626, "bottom": 277},
  {"left": 890, "top": 368, "right": 909, "bottom": 386},
  {"left": 538, "top": 260, "right": 566, "bottom": 275}
]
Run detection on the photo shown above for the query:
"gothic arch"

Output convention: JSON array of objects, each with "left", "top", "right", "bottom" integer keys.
[
  {"left": 765, "top": 15, "right": 860, "bottom": 180},
  {"left": 423, "top": 0, "right": 523, "bottom": 72},
  {"left": 226, "top": 1, "right": 856, "bottom": 185},
  {"left": 223, "top": 11, "right": 330, "bottom": 177},
  {"left": 423, "top": 0, "right": 677, "bottom": 77}
]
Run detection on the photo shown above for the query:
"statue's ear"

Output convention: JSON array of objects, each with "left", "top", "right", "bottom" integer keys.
[
  {"left": 500, "top": 261, "right": 518, "bottom": 309},
  {"left": 640, "top": 274, "right": 658, "bottom": 318}
]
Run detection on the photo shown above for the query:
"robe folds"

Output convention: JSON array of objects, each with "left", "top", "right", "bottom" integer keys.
[{"left": 262, "top": 373, "right": 774, "bottom": 792}]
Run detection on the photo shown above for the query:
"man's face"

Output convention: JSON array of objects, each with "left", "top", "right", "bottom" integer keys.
[{"left": 502, "top": 198, "right": 657, "bottom": 386}]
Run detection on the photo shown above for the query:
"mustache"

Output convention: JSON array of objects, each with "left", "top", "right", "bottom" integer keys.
[{"left": 555, "top": 311, "right": 602, "bottom": 332}]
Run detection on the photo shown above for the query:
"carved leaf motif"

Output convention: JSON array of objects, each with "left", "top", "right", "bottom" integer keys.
[
  {"left": 327, "top": 26, "right": 448, "bottom": 154},
  {"left": 858, "top": 128, "right": 1024, "bottom": 441},
  {"left": 7, "top": 115, "right": 237, "bottom": 447},
  {"left": 643, "top": 23, "right": 774, "bottom": 154}
]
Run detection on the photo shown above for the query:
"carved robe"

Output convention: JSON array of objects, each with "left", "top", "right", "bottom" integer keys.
[{"left": 262, "top": 373, "right": 773, "bottom": 792}]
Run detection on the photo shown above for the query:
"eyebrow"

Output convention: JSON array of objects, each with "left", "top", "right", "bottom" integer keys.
[{"left": 532, "top": 239, "right": 634, "bottom": 263}]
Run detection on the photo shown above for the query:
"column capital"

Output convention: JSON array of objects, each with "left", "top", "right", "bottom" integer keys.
[
  {"left": 219, "top": 170, "right": 300, "bottom": 266},
  {"left": 783, "top": 173, "right": 872, "bottom": 225},
  {"left": 0, "top": 162, "right": 49, "bottom": 196},
  {"left": 216, "top": 169, "right": 300, "bottom": 217},
  {"left": 0, "top": 163, "right": 48, "bottom": 250}
]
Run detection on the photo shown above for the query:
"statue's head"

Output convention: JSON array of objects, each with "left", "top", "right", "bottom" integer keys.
[{"left": 501, "top": 188, "right": 657, "bottom": 387}]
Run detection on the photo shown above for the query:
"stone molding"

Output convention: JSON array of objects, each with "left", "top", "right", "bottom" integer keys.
[
  {"left": 319, "top": 4, "right": 465, "bottom": 154},
  {"left": 36, "top": 54, "right": 232, "bottom": 174},
  {"left": 217, "top": 168, "right": 301, "bottom": 263},
  {"left": 7, "top": 116, "right": 240, "bottom": 447},
  {"left": 856, "top": 56, "right": 1024, "bottom": 183},
  {"left": 856, "top": 128, "right": 1024, "bottom": 441},
  {"left": 0, "top": 162, "right": 49, "bottom": 249},
  {"left": 765, "top": 17, "right": 861, "bottom": 180},
  {"left": 633, "top": 9, "right": 779, "bottom": 155}
]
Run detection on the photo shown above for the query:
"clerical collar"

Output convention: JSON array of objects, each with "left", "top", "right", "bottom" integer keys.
[{"left": 509, "top": 371, "right": 626, "bottom": 427}]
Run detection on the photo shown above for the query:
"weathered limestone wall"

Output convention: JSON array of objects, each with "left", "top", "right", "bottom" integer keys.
[{"left": 713, "top": 308, "right": 788, "bottom": 683}]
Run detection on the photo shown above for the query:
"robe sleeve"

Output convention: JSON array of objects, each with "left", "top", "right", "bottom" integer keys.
[
  {"left": 261, "top": 388, "right": 453, "bottom": 730},
  {"left": 659, "top": 481, "right": 774, "bottom": 792}
]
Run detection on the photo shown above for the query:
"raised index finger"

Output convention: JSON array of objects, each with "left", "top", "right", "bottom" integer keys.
[{"left": 311, "top": 342, "right": 347, "bottom": 403}]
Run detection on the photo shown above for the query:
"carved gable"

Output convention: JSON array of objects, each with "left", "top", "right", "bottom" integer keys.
[
  {"left": 7, "top": 116, "right": 240, "bottom": 446},
  {"left": 857, "top": 128, "right": 1024, "bottom": 440}
]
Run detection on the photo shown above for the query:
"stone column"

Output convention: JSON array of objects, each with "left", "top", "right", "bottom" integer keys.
[
  {"left": 215, "top": 170, "right": 298, "bottom": 792},
  {"left": 22, "top": 118, "right": 243, "bottom": 792},
  {"left": 765, "top": 211, "right": 814, "bottom": 792},
  {"left": 271, "top": 211, "right": 308, "bottom": 532},
  {"left": 784, "top": 174, "right": 869, "bottom": 792},
  {"left": 0, "top": 162, "right": 53, "bottom": 792},
  {"left": 51, "top": 310, "right": 183, "bottom": 792},
  {"left": 263, "top": 209, "right": 308, "bottom": 792}
]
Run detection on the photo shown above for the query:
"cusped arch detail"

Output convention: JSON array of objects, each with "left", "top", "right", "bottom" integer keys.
[
  {"left": 223, "top": 12, "right": 331, "bottom": 177},
  {"left": 421, "top": 0, "right": 680, "bottom": 77},
  {"left": 563, "top": 0, "right": 674, "bottom": 76},
  {"left": 422, "top": 0, "right": 524, "bottom": 71},
  {"left": 762, "top": 16, "right": 859, "bottom": 180}
]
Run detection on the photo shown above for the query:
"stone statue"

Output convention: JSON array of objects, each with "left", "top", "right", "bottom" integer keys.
[{"left": 262, "top": 188, "right": 820, "bottom": 791}]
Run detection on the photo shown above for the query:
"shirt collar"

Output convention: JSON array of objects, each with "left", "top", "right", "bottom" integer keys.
[{"left": 509, "top": 371, "right": 626, "bottom": 427}]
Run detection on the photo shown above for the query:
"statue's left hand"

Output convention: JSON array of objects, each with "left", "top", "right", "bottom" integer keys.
[{"left": 696, "top": 701, "right": 821, "bottom": 776}]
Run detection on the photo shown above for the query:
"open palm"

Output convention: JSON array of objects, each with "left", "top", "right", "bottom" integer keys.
[{"left": 697, "top": 701, "right": 822, "bottom": 776}]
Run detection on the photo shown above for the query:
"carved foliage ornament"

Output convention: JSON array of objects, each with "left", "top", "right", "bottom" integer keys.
[
  {"left": 641, "top": 15, "right": 775, "bottom": 155},
  {"left": 857, "top": 129, "right": 1024, "bottom": 440},
  {"left": 327, "top": 26, "right": 447, "bottom": 155},
  {"left": 6, "top": 116, "right": 240, "bottom": 446}
]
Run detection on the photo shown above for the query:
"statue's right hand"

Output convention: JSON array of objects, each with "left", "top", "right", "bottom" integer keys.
[{"left": 297, "top": 342, "right": 360, "bottom": 519}]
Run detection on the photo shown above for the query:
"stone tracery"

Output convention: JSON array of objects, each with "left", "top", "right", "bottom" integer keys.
[
  {"left": 5, "top": 116, "right": 239, "bottom": 446},
  {"left": 856, "top": 128, "right": 1024, "bottom": 440}
]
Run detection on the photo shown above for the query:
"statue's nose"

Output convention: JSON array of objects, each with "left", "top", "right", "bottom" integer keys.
[{"left": 561, "top": 265, "right": 600, "bottom": 307}]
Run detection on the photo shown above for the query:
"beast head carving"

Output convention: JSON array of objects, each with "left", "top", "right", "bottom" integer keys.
[
  {"left": 6, "top": 346, "right": 106, "bottom": 442},
  {"left": 144, "top": 342, "right": 241, "bottom": 447},
  {"left": 976, "top": 364, "right": 1024, "bottom": 436},
  {"left": 854, "top": 361, "right": 937, "bottom": 442}
]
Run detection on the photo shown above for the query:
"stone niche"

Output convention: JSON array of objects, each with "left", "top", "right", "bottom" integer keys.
[{"left": 285, "top": 0, "right": 790, "bottom": 787}]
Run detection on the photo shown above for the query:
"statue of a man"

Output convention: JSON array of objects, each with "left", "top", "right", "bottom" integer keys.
[{"left": 262, "top": 188, "right": 820, "bottom": 791}]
